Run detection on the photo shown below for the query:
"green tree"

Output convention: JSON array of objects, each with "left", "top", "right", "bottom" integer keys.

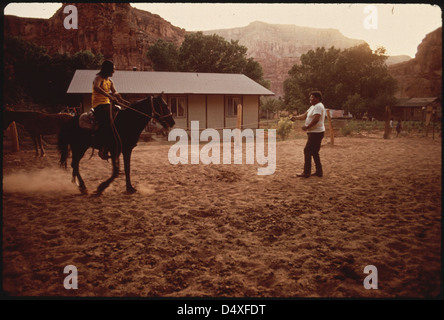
[
  {"left": 147, "top": 39, "right": 179, "bottom": 71},
  {"left": 146, "top": 32, "right": 269, "bottom": 87},
  {"left": 179, "top": 32, "right": 248, "bottom": 74},
  {"left": 245, "top": 58, "right": 270, "bottom": 89},
  {"left": 70, "top": 50, "right": 104, "bottom": 70},
  {"left": 47, "top": 50, "right": 103, "bottom": 107},
  {"left": 336, "top": 44, "right": 396, "bottom": 118},
  {"left": 4, "top": 36, "right": 103, "bottom": 108},
  {"left": 283, "top": 43, "right": 397, "bottom": 119},
  {"left": 260, "top": 97, "right": 284, "bottom": 119},
  {"left": 283, "top": 75, "right": 309, "bottom": 114},
  {"left": 343, "top": 93, "right": 366, "bottom": 119},
  {"left": 4, "top": 36, "right": 51, "bottom": 104},
  {"left": 284, "top": 47, "right": 341, "bottom": 108}
]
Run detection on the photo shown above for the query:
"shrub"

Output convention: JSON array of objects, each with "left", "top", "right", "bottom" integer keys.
[
  {"left": 340, "top": 126, "right": 352, "bottom": 136},
  {"left": 276, "top": 117, "right": 293, "bottom": 140}
]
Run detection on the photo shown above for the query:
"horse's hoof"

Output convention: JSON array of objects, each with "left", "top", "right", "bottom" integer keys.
[
  {"left": 94, "top": 186, "right": 106, "bottom": 196},
  {"left": 80, "top": 188, "right": 88, "bottom": 195},
  {"left": 126, "top": 187, "right": 137, "bottom": 194}
]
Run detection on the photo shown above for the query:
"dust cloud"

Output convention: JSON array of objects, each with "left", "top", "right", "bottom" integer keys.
[
  {"left": 2, "top": 168, "right": 76, "bottom": 194},
  {"left": 135, "top": 184, "right": 155, "bottom": 195}
]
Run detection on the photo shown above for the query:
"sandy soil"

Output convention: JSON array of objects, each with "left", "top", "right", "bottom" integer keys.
[{"left": 2, "top": 133, "right": 441, "bottom": 298}]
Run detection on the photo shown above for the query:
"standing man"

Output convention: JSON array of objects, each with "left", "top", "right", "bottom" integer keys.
[
  {"left": 290, "top": 91, "right": 326, "bottom": 178},
  {"left": 396, "top": 119, "right": 402, "bottom": 137}
]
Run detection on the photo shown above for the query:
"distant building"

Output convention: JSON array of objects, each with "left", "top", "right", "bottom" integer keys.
[
  {"left": 327, "top": 109, "right": 352, "bottom": 119},
  {"left": 67, "top": 70, "right": 274, "bottom": 132},
  {"left": 392, "top": 97, "right": 441, "bottom": 121}
]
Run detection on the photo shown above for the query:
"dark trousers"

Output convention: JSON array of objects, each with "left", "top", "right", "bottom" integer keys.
[
  {"left": 93, "top": 104, "right": 112, "bottom": 147},
  {"left": 303, "top": 132, "right": 324, "bottom": 174}
]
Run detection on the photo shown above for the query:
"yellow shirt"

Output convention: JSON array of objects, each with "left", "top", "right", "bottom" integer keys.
[{"left": 92, "top": 77, "right": 112, "bottom": 108}]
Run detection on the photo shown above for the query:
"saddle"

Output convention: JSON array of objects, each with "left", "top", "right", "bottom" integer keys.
[
  {"left": 79, "top": 110, "right": 98, "bottom": 131},
  {"left": 78, "top": 105, "right": 122, "bottom": 131},
  {"left": 79, "top": 106, "right": 122, "bottom": 160}
]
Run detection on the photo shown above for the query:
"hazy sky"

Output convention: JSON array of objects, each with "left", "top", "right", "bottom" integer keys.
[{"left": 3, "top": 3, "right": 442, "bottom": 57}]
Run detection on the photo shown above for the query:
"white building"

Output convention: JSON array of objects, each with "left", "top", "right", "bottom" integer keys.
[{"left": 67, "top": 70, "right": 274, "bottom": 132}]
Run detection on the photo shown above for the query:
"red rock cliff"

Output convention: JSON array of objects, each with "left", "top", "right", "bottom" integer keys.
[
  {"left": 3, "top": 3, "right": 186, "bottom": 71},
  {"left": 204, "top": 21, "right": 367, "bottom": 97},
  {"left": 389, "top": 27, "right": 442, "bottom": 98}
]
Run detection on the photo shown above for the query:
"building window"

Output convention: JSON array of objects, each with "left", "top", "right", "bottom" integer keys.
[
  {"left": 226, "top": 96, "right": 242, "bottom": 117},
  {"left": 169, "top": 96, "right": 187, "bottom": 118}
]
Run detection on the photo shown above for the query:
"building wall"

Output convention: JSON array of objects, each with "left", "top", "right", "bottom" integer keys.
[
  {"left": 185, "top": 94, "right": 260, "bottom": 131},
  {"left": 405, "top": 108, "right": 423, "bottom": 121},
  {"left": 392, "top": 107, "right": 425, "bottom": 121},
  {"left": 225, "top": 113, "right": 238, "bottom": 129},
  {"left": 79, "top": 93, "right": 261, "bottom": 132},
  {"left": 243, "top": 95, "right": 259, "bottom": 129},
  {"left": 206, "top": 95, "right": 225, "bottom": 130},
  {"left": 188, "top": 95, "right": 206, "bottom": 128}
]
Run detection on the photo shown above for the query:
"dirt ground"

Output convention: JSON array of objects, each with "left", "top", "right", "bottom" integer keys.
[{"left": 2, "top": 133, "right": 442, "bottom": 298}]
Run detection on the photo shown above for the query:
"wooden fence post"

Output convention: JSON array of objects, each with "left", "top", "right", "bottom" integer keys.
[
  {"left": 8, "top": 121, "right": 20, "bottom": 152},
  {"left": 425, "top": 105, "right": 433, "bottom": 137},
  {"left": 383, "top": 106, "right": 391, "bottom": 139},
  {"left": 236, "top": 104, "right": 242, "bottom": 146},
  {"left": 326, "top": 109, "right": 334, "bottom": 145}
]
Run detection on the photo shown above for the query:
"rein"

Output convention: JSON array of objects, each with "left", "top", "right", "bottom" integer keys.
[
  {"left": 106, "top": 96, "right": 172, "bottom": 156},
  {"left": 117, "top": 102, "right": 151, "bottom": 119},
  {"left": 117, "top": 96, "right": 172, "bottom": 120}
]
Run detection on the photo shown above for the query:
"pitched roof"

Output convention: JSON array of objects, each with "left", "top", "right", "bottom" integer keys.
[
  {"left": 394, "top": 97, "right": 440, "bottom": 107},
  {"left": 67, "top": 70, "right": 274, "bottom": 96}
]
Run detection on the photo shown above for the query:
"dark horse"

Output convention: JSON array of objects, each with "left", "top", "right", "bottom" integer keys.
[
  {"left": 3, "top": 110, "right": 74, "bottom": 156},
  {"left": 58, "top": 95, "right": 175, "bottom": 195}
]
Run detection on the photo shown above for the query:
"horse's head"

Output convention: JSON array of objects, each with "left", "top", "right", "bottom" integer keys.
[{"left": 152, "top": 93, "right": 175, "bottom": 132}]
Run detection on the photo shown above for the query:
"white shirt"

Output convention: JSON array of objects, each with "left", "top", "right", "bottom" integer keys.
[{"left": 305, "top": 102, "right": 326, "bottom": 133}]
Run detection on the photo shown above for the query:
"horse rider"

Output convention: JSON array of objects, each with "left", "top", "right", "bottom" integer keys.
[{"left": 91, "top": 60, "right": 126, "bottom": 160}]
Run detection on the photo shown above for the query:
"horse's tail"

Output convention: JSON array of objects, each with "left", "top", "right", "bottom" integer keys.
[{"left": 58, "top": 116, "right": 78, "bottom": 168}]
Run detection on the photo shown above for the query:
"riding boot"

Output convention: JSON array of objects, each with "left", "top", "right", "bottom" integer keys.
[{"left": 95, "top": 126, "right": 110, "bottom": 160}]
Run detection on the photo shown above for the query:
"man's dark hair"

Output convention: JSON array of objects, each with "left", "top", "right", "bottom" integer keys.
[
  {"left": 310, "top": 91, "right": 322, "bottom": 101},
  {"left": 97, "top": 60, "right": 114, "bottom": 78}
]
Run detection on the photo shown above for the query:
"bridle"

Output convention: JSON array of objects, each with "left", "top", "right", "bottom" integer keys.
[{"left": 150, "top": 96, "right": 173, "bottom": 122}]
